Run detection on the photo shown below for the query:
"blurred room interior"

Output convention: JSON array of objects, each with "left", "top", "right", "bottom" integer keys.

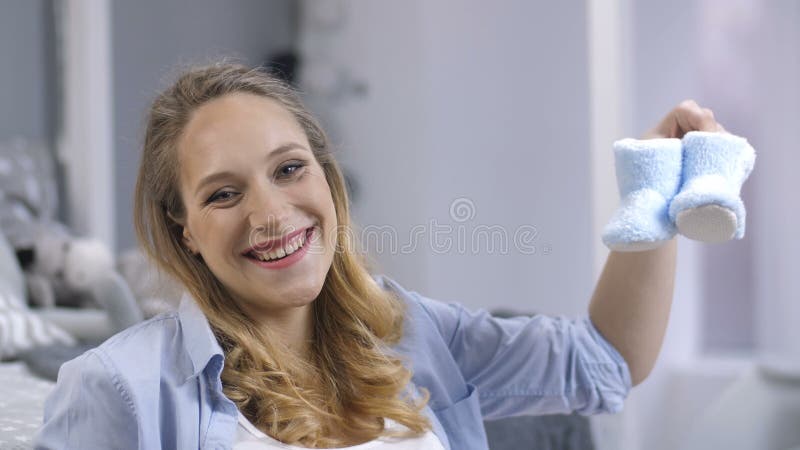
[{"left": 0, "top": 0, "right": 798, "bottom": 449}]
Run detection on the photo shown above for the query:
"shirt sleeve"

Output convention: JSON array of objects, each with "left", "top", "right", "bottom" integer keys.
[
  {"left": 34, "top": 349, "right": 140, "bottom": 450},
  {"left": 411, "top": 291, "right": 633, "bottom": 419}
]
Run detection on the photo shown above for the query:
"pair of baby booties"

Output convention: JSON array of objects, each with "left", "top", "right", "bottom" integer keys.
[{"left": 603, "top": 131, "right": 756, "bottom": 252}]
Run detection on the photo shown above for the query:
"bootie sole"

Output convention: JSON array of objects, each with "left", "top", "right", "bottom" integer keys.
[{"left": 675, "top": 204, "right": 737, "bottom": 243}]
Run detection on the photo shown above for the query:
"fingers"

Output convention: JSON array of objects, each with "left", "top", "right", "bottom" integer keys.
[
  {"left": 674, "top": 99, "right": 725, "bottom": 135},
  {"left": 701, "top": 107, "right": 726, "bottom": 133}
]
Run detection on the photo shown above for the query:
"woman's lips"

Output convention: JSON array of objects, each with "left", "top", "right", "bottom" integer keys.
[
  {"left": 245, "top": 227, "right": 314, "bottom": 270},
  {"left": 242, "top": 226, "right": 311, "bottom": 255}
]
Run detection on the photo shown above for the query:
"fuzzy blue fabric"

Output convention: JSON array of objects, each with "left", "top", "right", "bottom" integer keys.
[
  {"left": 669, "top": 131, "right": 756, "bottom": 242},
  {"left": 602, "top": 138, "right": 683, "bottom": 251}
]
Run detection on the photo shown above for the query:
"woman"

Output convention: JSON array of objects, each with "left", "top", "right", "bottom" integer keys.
[{"left": 35, "top": 62, "right": 723, "bottom": 449}]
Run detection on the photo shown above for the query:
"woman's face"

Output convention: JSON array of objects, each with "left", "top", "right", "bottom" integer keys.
[{"left": 175, "top": 92, "right": 337, "bottom": 316}]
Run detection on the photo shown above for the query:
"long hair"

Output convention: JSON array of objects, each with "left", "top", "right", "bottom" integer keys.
[{"left": 133, "top": 61, "right": 430, "bottom": 447}]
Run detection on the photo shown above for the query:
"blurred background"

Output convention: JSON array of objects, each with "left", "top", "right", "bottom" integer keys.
[{"left": 0, "top": 0, "right": 798, "bottom": 449}]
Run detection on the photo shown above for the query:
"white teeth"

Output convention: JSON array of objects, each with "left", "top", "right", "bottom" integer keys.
[{"left": 252, "top": 229, "right": 308, "bottom": 262}]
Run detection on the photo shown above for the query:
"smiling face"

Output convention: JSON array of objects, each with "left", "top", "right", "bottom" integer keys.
[{"left": 175, "top": 92, "right": 338, "bottom": 320}]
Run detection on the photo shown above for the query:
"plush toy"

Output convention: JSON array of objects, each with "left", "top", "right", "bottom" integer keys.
[
  {"left": 0, "top": 138, "right": 140, "bottom": 327},
  {"left": 603, "top": 131, "right": 755, "bottom": 251},
  {"left": 26, "top": 223, "right": 115, "bottom": 308}
]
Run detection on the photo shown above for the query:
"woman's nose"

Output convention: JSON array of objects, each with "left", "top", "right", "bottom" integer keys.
[{"left": 245, "top": 183, "right": 292, "bottom": 234}]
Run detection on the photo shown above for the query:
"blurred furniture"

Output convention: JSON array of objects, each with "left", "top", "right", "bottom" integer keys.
[
  {"left": 484, "top": 412, "right": 595, "bottom": 450},
  {"left": 681, "top": 363, "right": 800, "bottom": 450}
]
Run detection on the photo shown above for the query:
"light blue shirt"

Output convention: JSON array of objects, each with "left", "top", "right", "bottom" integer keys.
[{"left": 34, "top": 274, "right": 631, "bottom": 449}]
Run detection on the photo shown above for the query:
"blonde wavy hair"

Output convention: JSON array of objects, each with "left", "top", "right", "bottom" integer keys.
[{"left": 133, "top": 62, "right": 431, "bottom": 447}]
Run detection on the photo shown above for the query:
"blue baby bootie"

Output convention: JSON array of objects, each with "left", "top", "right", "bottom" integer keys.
[
  {"left": 602, "top": 138, "right": 683, "bottom": 251},
  {"left": 669, "top": 131, "right": 756, "bottom": 243}
]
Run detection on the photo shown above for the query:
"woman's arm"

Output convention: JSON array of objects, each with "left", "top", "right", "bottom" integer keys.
[
  {"left": 588, "top": 99, "right": 725, "bottom": 387},
  {"left": 589, "top": 240, "right": 677, "bottom": 386}
]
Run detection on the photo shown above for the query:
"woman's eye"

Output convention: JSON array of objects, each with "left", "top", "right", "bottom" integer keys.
[
  {"left": 206, "top": 190, "right": 238, "bottom": 204},
  {"left": 278, "top": 162, "right": 306, "bottom": 179}
]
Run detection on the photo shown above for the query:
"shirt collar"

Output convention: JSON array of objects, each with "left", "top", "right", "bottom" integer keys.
[{"left": 177, "top": 292, "right": 225, "bottom": 383}]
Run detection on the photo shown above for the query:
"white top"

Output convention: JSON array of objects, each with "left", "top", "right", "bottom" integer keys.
[{"left": 234, "top": 411, "right": 446, "bottom": 450}]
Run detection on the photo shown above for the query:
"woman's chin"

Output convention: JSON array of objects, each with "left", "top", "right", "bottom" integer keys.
[{"left": 259, "top": 279, "right": 324, "bottom": 308}]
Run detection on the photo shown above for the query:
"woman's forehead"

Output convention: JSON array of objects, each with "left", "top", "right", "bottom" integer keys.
[
  {"left": 182, "top": 93, "right": 305, "bottom": 148},
  {"left": 177, "top": 93, "right": 308, "bottom": 175}
]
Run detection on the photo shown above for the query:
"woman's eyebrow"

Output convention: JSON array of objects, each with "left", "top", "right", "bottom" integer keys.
[
  {"left": 193, "top": 142, "right": 310, "bottom": 196},
  {"left": 194, "top": 171, "right": 237, "bottom": 197},
  {"left": 268, "top": 142, "right": 310, "bottom": 159}
]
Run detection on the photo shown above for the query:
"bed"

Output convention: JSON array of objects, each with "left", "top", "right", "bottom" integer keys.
[{"left": 0, "top": 362, "right": 54, "bottom": 450}]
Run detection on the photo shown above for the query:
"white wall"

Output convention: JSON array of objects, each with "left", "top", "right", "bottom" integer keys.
[
  {"left": 299, "top": 0, "right": 595, "bottom": 318},
  {"left": 752, "top": 0, "right": 800, "bottom": 365},
  {"left": 300, "top": 2, "right": 800, "bottom": 450},
  {"left": 297, "top": 4, "right": 711, "bottom": 449}
]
